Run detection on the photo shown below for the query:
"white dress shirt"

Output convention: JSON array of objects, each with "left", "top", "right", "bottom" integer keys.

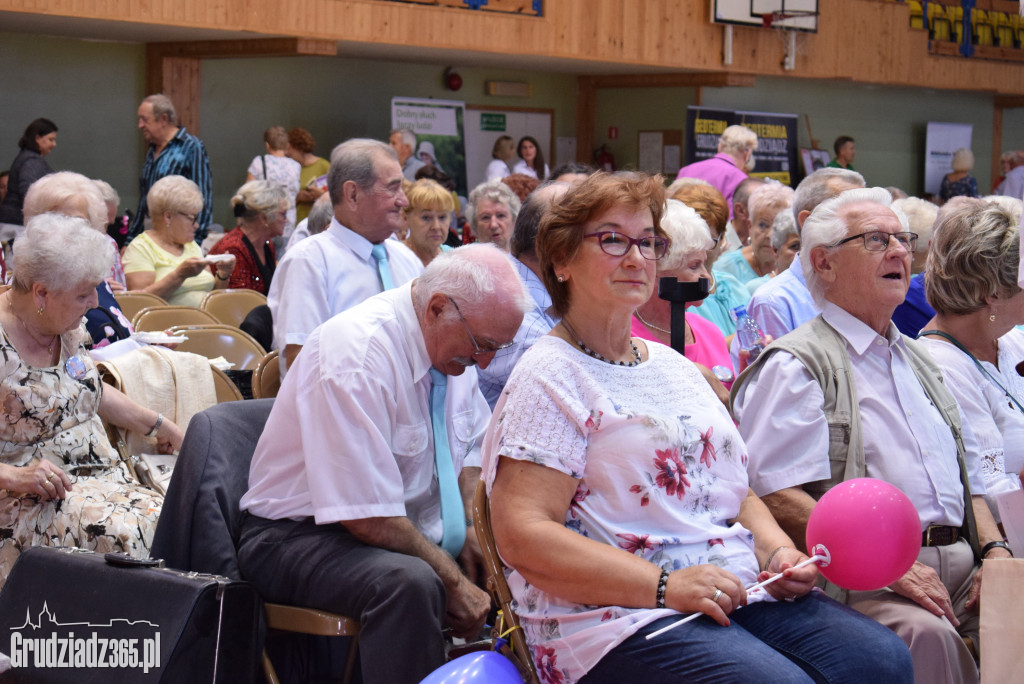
[
  {"left": 242, "top": 282, "right": 491, "bottom": 543},
  {"left": 267, "top": 216, "right": 423, "bottom": 355},
  {"left": 734, "top": 302, "right": 984, "bottom": 529}
]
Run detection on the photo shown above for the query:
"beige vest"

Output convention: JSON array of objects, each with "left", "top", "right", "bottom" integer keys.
[{"left": 730, "top": 316, "right": 981, "bottom": 598}]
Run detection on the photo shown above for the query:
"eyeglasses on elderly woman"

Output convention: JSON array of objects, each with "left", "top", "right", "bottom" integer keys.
[
  {"left": 584, "top": 231, "right": 669, "bottom": 260},
  {"left": 834, "top": 230, "right": 918, "bottom": 253}
]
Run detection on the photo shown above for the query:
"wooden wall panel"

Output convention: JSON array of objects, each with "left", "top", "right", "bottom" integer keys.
[{"left": 3, "top": 0, "right": 1024, "bottom": 94}]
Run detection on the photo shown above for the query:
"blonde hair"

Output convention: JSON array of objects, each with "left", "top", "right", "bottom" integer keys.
[
  {"left": 231, "top": 180, "right": 289, "bottom": 222},
  {"left": 951, "top": 148, "right": 975, "bottom": 173},
  {"left": 147, "top": 175, "right": 203, "bottom": 219},
  {"left": 404, "top": 179, "right": 454, "bottom": 215},
  {"left": 23, "top": 171, "right": 107, "bottom": 232}
]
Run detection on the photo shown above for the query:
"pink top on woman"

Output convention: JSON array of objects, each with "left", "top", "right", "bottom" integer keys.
[{"left": 631, "top": 311, "right": 735, "bottom": 388}]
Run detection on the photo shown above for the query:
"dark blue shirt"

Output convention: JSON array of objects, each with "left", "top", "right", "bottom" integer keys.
[
  {"left": 892, "top": 272, "right": 935, "bottom": 338},
  {"left": 129, "top": 126, "right": 212, "bottom": 242}
]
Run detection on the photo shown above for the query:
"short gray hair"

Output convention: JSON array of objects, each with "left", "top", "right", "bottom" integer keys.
[
  {"left": 770, "top": 210, "right": 798, "bottom": 250},
  {"left": 307, "top": 193, "right": 334, "bottom": 236},
  {"left": 792, "top": 167, "right": 866, "bottom": 227},
  {"left": 925, "top": 203, "right": 1019, "bottom": 316},
  {"left": 12, "top": 214, "right": 112, "bottom": 292},
  {"left": 801, "top": 187, "right": 908, "bottom": 307},
  {"left": 717, "top": 125, "right": 758, "bottom": 157},
  {"left": 23, "top": 171, "right": 107, "bottom": 232},
  {"left": 748, "top": 182, "right": 794, "bottom": 225},
  {"left": 658, "top": 199, "right": 713, "bottom": 273},
  {"left": 466, "top": 179, "right": 521, "bottom": 231},
  {"left": 148, "top": 175, "right": 203, "bottom": 218},
  {"left": 231, "top": 180, "right": 289, "bottom": 222},
  {"left": 143, "top": 94, "right": 178, "bottom": 126},
  {"left": 892, "top": 197, "right": 938, "bottom": 252},
  {"left": 92, "top": 179, "right": 119, "bottom": 206},
  {"left": 411, "top": 243, "right": 532, "bottom": 319},
  {"left": 951, "top": 148, "right": 975, "bottom": 173},
  {"left": 391, "top": 128, "right": 416, "bottom": 148},
  {"left": 328, "top": 138, "right": 396, "bottom": 204},
  {"left": 981, "top": 195, "right": 1023, "bottom": 225}
]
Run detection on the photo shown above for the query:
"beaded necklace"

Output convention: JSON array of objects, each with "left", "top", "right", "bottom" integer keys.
[{"left": 561, "top": 319, "right": 641, "bottom": 367}]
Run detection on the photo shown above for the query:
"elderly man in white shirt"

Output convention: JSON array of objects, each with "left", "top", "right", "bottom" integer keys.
[
  {"left": 731, "top": 187, "right": 1011, "bottom": 684},
  {"left": 239, "top": 244, "right": 531, "bottom": 684},
  {"left": 267, "top": 138, "right": 424, "bottom": 373}
]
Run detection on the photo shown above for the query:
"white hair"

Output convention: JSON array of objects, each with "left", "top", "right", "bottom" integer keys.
[
  {"left": 658, "top": 199, "right": 713, "bottom": 273},
  {"left": 12, "top": 214, "right": 112, "bottom": 292},
  {"left": 717, "top": 125, "right": 758, "bottom": 157},
  {"left": 412, "top": 243, "right": 532, "bottom": 319},
  {"left": 892, "top": 197, "right": 939, "bottom": 252},
  {"left": 792, "top": 167, "right": 866, "bottom": 226},
  {"left": 748, "top": 181, "right": 794, "bottom": 225},
  {"left": 982, "top": 195, "right": 1023, "bottom": 226},
  {"left": 801, "top": 187, "right": 908, "bottom": 307},
  {"left": 391, "top": 128, "right": 417, "bottom": 148},
  {"left": 23, "top": 171, "right": 108, "bottom": 232},
  {"left": 466, "top": 179, "right": 521, "bottom": 231},
  {"left": 770, "top": 210, "right": 798, "bottom": 251}
]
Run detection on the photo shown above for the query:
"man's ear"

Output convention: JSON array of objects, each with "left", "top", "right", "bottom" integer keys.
[
  {"left": 426, "top": 292, "right": 448, "bottom": 323},
  {"left": 342, "top": 180, "right": 360, "bottom": 208},
  {"left": 809, "top": 246, "right": 837, "bottom": 285},
  {"left": 797, "top": 209, "right": 811, "bottom": 229}
]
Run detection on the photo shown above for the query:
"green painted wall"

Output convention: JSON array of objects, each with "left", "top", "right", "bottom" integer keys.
[
  {"left": 0, "top": 32, "right": 146, "bottom": 216},
  {"left": 595, "top": 76, "right": 1006, "bottom": 196},
  {"left": 202, "top": 56, "right": 578, "bottom": 226}
]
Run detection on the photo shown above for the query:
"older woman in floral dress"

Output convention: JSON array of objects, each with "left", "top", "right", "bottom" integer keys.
[{"left": 0, "top": 214, "right": 182, "bottom": 587}]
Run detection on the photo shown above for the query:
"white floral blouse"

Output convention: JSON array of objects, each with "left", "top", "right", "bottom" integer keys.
[{"left": 482, "top": 336, "right": 769, "bottom": 684}]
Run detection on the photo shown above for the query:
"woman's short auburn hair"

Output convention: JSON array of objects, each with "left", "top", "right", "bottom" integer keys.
[
  {"left": 669, "top": 183, "right": 729, "bottom": 235},
  {"left": 537, "top": 171, "right": 666, "bottom": 317}
]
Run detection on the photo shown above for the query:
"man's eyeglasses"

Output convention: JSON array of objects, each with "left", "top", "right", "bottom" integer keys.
[
  {"left": 834, "top": 230, "right": 917, "bottom": 253},
  {"left": 177, "top": 212, "right": 199, "bottom": 225},
  {"left": 584, "top": 232, "right": 668, "bottom": 260},
  {"left": 447, "top": 296, "right": 514, "bottom": 358}
]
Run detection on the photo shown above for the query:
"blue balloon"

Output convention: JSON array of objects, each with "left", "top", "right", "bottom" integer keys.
[{"left": 419, "top": 651, "right": 523, "bottom": 684}]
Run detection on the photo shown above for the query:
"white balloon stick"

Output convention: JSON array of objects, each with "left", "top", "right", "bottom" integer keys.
[{"left": 644, "top": 553, "right": 828, "bottom": 640}]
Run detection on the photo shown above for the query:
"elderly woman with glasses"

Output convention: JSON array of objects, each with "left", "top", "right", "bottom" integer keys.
[
  {"left": 632, "top": 199, "right": 735, "bottom": 387},
  {"left": 919, "top": 202, "right": 1024, "bottom": 520},
  {"left": 123, "top": 175, "right": 235, "bottom": 306},
  {"left": 0, "top": 215, "right": 182, "bottom": 588},
  {"left": 715, "top": 182, "right": 794, "bottom": 286},
  {"left": 482, "top": 173, "right": 911, "bottom": 684},
  {"left": 733, "top": 187, "right": 1011, "bottom": 684}
]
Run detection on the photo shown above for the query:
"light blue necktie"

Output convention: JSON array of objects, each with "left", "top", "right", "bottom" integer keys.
[
  {"left": 370, "top": 243, "right": 395, "bottom": 291},
  {"left": 429, "top": 368, "right": 466, "bottom": 556}
]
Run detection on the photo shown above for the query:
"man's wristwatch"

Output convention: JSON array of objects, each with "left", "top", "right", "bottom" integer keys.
[{"left": 981, "top": 540, "right": 1013, "bottom": 558}]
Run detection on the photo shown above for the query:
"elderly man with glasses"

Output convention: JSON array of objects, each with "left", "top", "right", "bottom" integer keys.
[
  {"left": 240, "top": 244, "right": 531, "bottom": 683},
  {"left": 731, "top": 187, "right": 1011, "bottom": 684}
]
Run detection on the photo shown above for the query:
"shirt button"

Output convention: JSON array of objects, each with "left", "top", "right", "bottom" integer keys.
[{"left": 875, "top": 339, "right": 884, "bottom": 346}]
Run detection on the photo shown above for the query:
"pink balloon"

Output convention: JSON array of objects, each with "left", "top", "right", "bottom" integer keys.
[{"left": 805, "top": 478, "right": 921, "bottom": 591}]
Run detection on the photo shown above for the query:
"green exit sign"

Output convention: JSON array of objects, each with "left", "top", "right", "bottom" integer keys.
[{"left": 481, "top": 113, "right": 506, "bottom": 131}]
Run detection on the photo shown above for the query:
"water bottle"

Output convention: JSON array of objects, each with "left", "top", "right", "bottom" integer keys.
[{"left": 733, "top": 305, "right": 765, "bottom": 363}]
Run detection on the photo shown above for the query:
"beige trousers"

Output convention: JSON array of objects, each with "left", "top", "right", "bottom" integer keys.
[{"left": 846, "top": 540, "right": 979, "bottom": 684}]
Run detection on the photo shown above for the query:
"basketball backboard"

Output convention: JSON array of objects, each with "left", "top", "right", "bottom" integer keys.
[{"left": 712, "top": 0, "right": 819, "bottom": 32}]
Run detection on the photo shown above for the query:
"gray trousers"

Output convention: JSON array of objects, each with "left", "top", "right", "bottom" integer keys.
[
  {"left": 238, "top": 514, "right": 447, "bottom": 684},
  {"left": 846, "top": 539, "right": 979, "bottom": 684}
]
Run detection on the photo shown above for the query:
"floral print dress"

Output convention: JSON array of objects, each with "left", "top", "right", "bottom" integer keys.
[
  {"left": 482, "top": 336, "right": 770, "bottom": 684},
  {"left": 0, "top": 323, "right": 162, "bottom": 588}
]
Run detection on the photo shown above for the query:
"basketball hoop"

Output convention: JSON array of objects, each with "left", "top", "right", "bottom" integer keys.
[
  {"left": 757, "top": 10, "right": 819, "bottom": 71},
  {"left": 759, "top": 9, "right": 818, "bottom": 30}
]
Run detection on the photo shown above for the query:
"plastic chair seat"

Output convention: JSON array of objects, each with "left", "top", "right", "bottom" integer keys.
[
  {"left": 113, "top": 291, "right": 167, "bottom": 323},
  {"left": 201, "top": 289, "right": 269, "bottom": 328},
  {"left": 167, "top": 324, "right": 267, "bottom": 371},
  {"left": 132, "top": 305, "right": 220, "bottom": 331}
]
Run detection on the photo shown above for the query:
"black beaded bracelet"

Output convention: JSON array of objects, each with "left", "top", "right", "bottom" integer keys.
[
  {"left": 981, "top": 540, "right": 1013, "bottom": 558},
  {"left": 655, "top": 569, "right": 670, "bottom": 608}
]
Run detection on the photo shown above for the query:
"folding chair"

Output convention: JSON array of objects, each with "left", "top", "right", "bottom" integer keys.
[
  {"left": 150, "top": 400, "right": 361, "bottom": 684},
  {"left": 252, "top": 349, "right": 281, "bottom": 399},
  {"left": 167, "top": 324, "right": 267, "bottom": 371},
  {"left": 473, "top": 481, "right": 541, "bottom": 684},
  {"left": 201, "top": 288, "right": 269, "bottom": 328},
  {"left": 113, "top": 291, "right": 167, "bottom": 323},
  {"left": 132, "top": 305, "right": 220, "bottom": 331}
]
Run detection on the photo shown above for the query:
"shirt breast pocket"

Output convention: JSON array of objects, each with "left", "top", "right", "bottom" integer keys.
[
  {"left": 451, "top": 410, "right": 478, "bottom": 456},
  {"left": 392, "top": 422, "right": 429, "bottom": 457}
]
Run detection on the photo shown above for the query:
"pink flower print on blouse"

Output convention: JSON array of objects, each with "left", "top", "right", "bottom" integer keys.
[
  {"left": 585, "top": 409, "right": 603, "bottom": 430},
  {"left": 616, "top": 532, "right": 655, "bottom": 555},
  {"left": 653, "top": 447, "right": 690, "bottom": 499},
  {"left": 698, "top": 426, "right": 717, "bottom": 468},
  {"left": 534, "top": 646, "right": 566, "bottom": 684},
  {"left": 707, "top": 538, "right": 725, "bottom": 549}
]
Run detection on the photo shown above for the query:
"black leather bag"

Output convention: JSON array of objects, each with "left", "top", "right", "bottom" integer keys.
[{"left": 0, "top": 546, "right": 264, "bottom": 683}]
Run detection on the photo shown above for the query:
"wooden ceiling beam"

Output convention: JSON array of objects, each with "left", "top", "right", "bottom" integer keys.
[
  {"left": 585, "top": 72, "right": 756, "bottom": 89},
  {"left": 147, "top": 38, "right": 337, "bottom": 60}
]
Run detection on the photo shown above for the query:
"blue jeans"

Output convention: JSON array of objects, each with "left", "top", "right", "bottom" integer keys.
[{"left": 580, "top": 592, "right": 913, "bottom": 683}]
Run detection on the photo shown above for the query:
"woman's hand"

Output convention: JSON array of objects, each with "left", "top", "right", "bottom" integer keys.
[
  {"left": 0, "top": 460, "right": 73, "bottom": 500},
  {"left": 212, "top": 255, "right": 236, "bottom": 281},
  {"left": 664, "top": 565, "right": 746, "bottom": 626},
  {"left": 175, "top": 256, "right": 211, "bottom": 279},
  {"left": 155, "top": 418, "right": 185, "bottom": 454},
  {"left": 756, "top": 546, "right": 819, "bottom": 601},
  {"left": 106, "top": 278, "right": 126, "bottom": 293}
]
